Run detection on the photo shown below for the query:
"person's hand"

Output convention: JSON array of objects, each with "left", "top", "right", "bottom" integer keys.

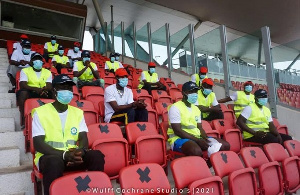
[
  {"left": 196, "top": 138, "right": 209, "bottom": 150},
  {"left": 40, "top": 90, "right": 48, "bottom": 97},
  {"left": 211, "top": 107, "right": 222, "bottom": 112},
  {"left": 65, "top": 148, "right": 84, "bottom": 166},
  {"left": 255, "top": 131, "right": 267, "bottom": 139},
  {"left": 84, "top": 60, "right": 90, "bottom": 67},
  {"left": 277, "top": 134, "right": 283, "bottom": 144},
  {"left": 20, "top": 60, "right": 26, "bottom": 66},
  {"left": 136, "top": 99, "right": 147, "bottom": 109},
  {"left": 35, "top": 88, "right": 43, "bottom": 94}
]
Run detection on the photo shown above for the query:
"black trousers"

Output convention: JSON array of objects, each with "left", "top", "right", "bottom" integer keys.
[
  {"left": 110, "top": 107, "right": 148, "bottom": 124},
  {"left": 39, "top": 150, "right": 105, "bottom": 195},
  {"left": 244, "top": 132, "right": 292, "bottom": 145},
  {"left": 77, "top": 80, "right": 101, "bottom": 89},
  {"left": 202, "top": 110, "right": 224, "bottom": 121},
  {"left": 142, "top": 82, "right": 167, "bottom": 95}
]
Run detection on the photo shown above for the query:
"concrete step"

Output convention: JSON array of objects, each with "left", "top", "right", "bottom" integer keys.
[
  {"left": 0, "top": 118, "right": 15, "bottom": 132},
  {"left": 0, "top": 146, "right": 20, "bottom": 169},
  {"left": 0, "top": 162, "right": 33, "bottom": 195},
  {"left": 0, "top": 93, "right": 17, "bottom": 107},
  {"left": 0, "top": 99, "right": 12, "bottom": 108},
  {"left": 0, "top": 76, "right": 9, "bottom": 83},
  {"left": 0, "top": 86, "right": 9, "bottom": 93},
  {"left": 0, "top": 108, "right": 20, "bottom": 131}
]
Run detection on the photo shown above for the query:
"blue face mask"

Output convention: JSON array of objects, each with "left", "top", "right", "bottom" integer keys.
[
  {"left": 258, "top": 98, "right": 268, "bottom": 106},
  {"left": 83, "top": 57, "right": 90, "bottom": 63},
  {"left": 149, "top": 68, "right": 156, "bottom": 74},
  {"left": 187, "top": 93, "right": 198, "bottom": 104},
  {"left": 74, "top": 47, "right": 79, "bottom": 52},
  {"left": 203, "top": 88, "right": 212, "bottom": 96},
  {"left": 245, "top": 85, "right": 253, "bottom": 93},
  {"left": 22, "top": 48, "right": 31, "bottom": 55},
  {"left": 33, "top": 60, "right": 43, "bottom": 70},
  {"left": 58, "top": 50, "right": 64, "bottom": 55},
  {"left": 118, "top": 78, "right": 128, "bottom": 88},
  {"left": 51, "top": 40, "right": 56, "bottom": 45},
  {"left": 115, "top": 56, "right": 120, "bottom": 61},
  {"left": 57, "top": 90, "right": 73, "bottom": 105},
  {"left": 200, "top": 75, "right": 206, "bottom": 79},
  {"left": 111, "top": 57, "right": 115, "bottom": 62}
]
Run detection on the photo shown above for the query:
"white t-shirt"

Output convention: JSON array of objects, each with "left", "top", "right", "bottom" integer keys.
[
  {"left": 73, "top": 62, "right": 98, "bottom": 72},
  {"left": 241, "top": 105, "right": 273, "bottom": 122},
  {"left": 20, "top": 69, "right": 52, "bottom": 83},
  {"left": 51, "top": 55, "right": 70, "bottom": 63},
  {"left": 67, "top": 49, "right": 82, "bottom": 60},
  {"left": 168, "top": 104, "right": 201, "bottom": 124},
  {"left": 191, "top": 74, "right": 204, "bottom": 84},
  {"left": 230, "top": 91, "right": 251, "bottom": 102},
  {"left": 194, "top": 94, "right": 219, "bottom": 107},
  {"left": 13, "top": 42, "right": 22, "bottom": 51},
  {"left": 104, "top": 84, "right": 134, "bottom": 122},
  {"left": 104, "top": 61, "right": 124, "bottom": 70},
  {"left": 10, "top": 50, "right": 35, "bottom": 68},
  {"left": 32, "top": 110, "right": 88, "bottom": 138},
  {"left": 140, "top": 71, "right": 159, "bottom": 82}
]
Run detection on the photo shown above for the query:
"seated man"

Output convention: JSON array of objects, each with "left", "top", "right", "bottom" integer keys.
[
  {"left": 237, "top": 89, "right": 292, "bottom": 145},
  {"left": 196, "top": 78, "right": 224, "bottom": 121},
  {"left": 167, "top": 81, "right": 230, "bottom": 157},
  {"left": 191, "top": 66, "right": 208, "bottom": 87},
  {"left": 52, "top": 45, "right": 70, "bottom": 74},
  {"left": 67, "top": 42, "right": 82, "bottom": 67},
  {"left": 17, "top": 53, "right": 52, "bottom": 126},
  {"left": 218, "top": 81, "right": 255, "bottom": 118},
  {"left": 7, "top": 40, "right": 34, "bottom": 93},
  {"left": 138, "top": 62, "right": 167, "bottom": 95},
  {"left": 104, "top": 68, "right": 148, "bottom": 124},
  {"left": 32, "top": 74, "right": 105, "bottom": 195},
  {"left": 73, "top": 50, "right": 104, "bottom": 88},
  {"left": 13, "top": 34, "right": 29, "bottom": 52},
  {"left": 43, "top": 35, "right": 59, "bottom": 62},
  {"left": 114, "top": 52, "right": 123, "bottom": 67},
  {"left": 105, "top": 53, "right": 123, "bottom": 73}
]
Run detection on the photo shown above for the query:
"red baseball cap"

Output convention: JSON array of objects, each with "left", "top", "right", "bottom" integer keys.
[
  {"left": 74, "top": 42, "right": 81, "bottom": 47},
  {"left": 200, "top": 67, "right": 208, "bottom": 74},
  {"left": 244, "top": 81, "right": 254, "bottom": 87},
  {"left": 148, "top": 62, "right": 156, "bottom": 67},
  {"left": 202, "top": 78, "right": 214, "bottom": 86},
  {"left": 20, "top": 34, "right": 28, "bottom": 39},
  {"left": 115, "top": 68, "right": 128, "bottom": 77}
]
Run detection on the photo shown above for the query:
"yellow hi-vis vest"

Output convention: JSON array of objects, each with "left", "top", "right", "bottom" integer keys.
[
  {"left": 75, "top": 61, "right": 97, "bottom": 81},
  {"left": 243, "top": 103, "right": 271, "bottom": 139},
  {"left": 197, "top": 90, "right": 216, "bottom": 118},
  {"left": 46, "top": 42, "right": 59, "bottom": 57},
  {"left": 33, "top": 103, "right": 83, "bottom": 166},
  {"left": 191, "top": 74, "right": 208, "bottom": 87},
  {"left": 138, "top": 71, "right": 158, "bottom": 89},
  {"left": 106, "top": 61, "right": 120, "bottom": 72},
  {"left": 167, "top": 101, "right": 201, "bottom": 145},
  {"left": 234, "top": 91, "right": 255, "bottom": 118},
  {"left": 22, "top": 67, "right": 51, "bottom": 88},
  {"left": 53, "top": 55, "right": 69, "bottom": 65}
]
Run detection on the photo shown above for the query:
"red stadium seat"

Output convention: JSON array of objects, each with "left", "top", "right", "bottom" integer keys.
[
  {"left": 15, "top": 71, "right": 21, "bottom": 92},
  {"left": 219, "top": 103, "right": 228, "bottom": 111},
  {"left": 264, "top": 143, "right": 300, "bottom": 193},
  {"left": 171, "top": 156, "right": 224, "bottom": 195},
  {"left": 152, "top": 90, "right": 172, "bottom": 103},
  {"left": 223, "top": 129, "right": 242, "bottom": 153},
  {"left": 211, "top": 151, "right": 258, "bottom": 195},
  {"left": 147, "top": 107, "right": 159, "bottom": 129},
  {"left": 223, "top": 110, "right": 236, "bottom": 127},
  {"left": 169, "top": 90, "right": 183, "bottom": 102},
  {"left": 227, "top": 104, "right": 234, "bottom": 111},
  {"left": 119, "top": 163, "right": 171, "bottom": 195},
  {"left": 60, "top": 68, "right": 73, "bottom": 78},
  {"left": 211, "top": 119, "right": 235, "bottom": 135},
  {"left": 70, "top": 100, "right": 99, "bottom": 126},
  {"left": 177, "top": 84, "right": 183, "bottom": 92},
  {"left": 240, "top": 147, "right": 284, "bottom": 195},
  {"left": 284, "top": 140, "right": 300, "bottom": 157},
  {"left": 272, "top": 118, "right": 289, "bottom": 135},
  {"left": 81, "top": 86, "right": 104, "bottom": 113},
  {"left": 49, "top": 172, "right": 114, "bottom": 195},
  {"left": 201, "top": 121, "right": 220, "bottom": 138},
  {"left": 132, "top": 89, "right": 154, "bottom": 108},
  {"left": 72, "top": 86, "right": 80, "bottom": 101},
  {"left": 155, "top": 102, "right": 171, "bottom": 117}
]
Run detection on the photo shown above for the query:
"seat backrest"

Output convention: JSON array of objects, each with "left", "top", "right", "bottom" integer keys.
[
  {"left": 212, "top": 119, "right": 235, "bottom": 135},
  {"left": 119, "top": 163, "right": 170, "bottom": 195},
  {"left": 210, "top": 151, "right": 244, "bottom": 178},
  {"left": 169, "top": 90, "right": 183, "bottom": 102},
  {"left": 152, "top": 90, "right": 171, "bottom": 102},
  {"left": 272, "top": 118, "right": 280, "bottom": 128},
  {"left": 201, "top": 120, "right": 213, "bottom": 131},
  {"left": 132, "top": 89, "right": 150, "bottom": 99},
  {"left": 24, "top": 98, "right": 55, "bottom": 116},
  {"left": 69, "top": 100, "right": 98, "bottom": 126},
  {"left": 125, "top": 122, "right": 158, "bottom": 144},
  {"left": 72, "top": 86, "right": 80, "bottom": 100},
  {"left": 87, "top": 123, "right": 123, "bottom": 147},
  {"left": 219, "top": 103, "right": 228, "bottom": 111},
  {"left": 159, "top": 121, "right": 169, "bottom": 140},
  {"left": 284, "top": 140, "right": 300, "bottom": 157},
  {"left": 264, "top": 143, "right": 289, "bottom": 162},
  {"left": 223, "top": 129, "right": 243, "bottom": 153},
  {"left": 82, "top": 86, "right": 104, "bottom": 99},
  {"left": 147, "top": 109, "right": 159, "bottom": 129},
  {"left": 223, "top": 110, "right": 236, "bottom": 127},
  {"left": 155, "top": 102, "right": 171, "bottom": 115},
  {"left": 227, "top": 104, "right": 234, "bottom": 111},
  {"left": 50, "top": 171, "right": 113, "bottom": 195},
  {"left": 240, "top": 147, "right": 270, "bottom": 169},
  {"left": 171, "top": 156, "right": 212, "bottom": 189}
]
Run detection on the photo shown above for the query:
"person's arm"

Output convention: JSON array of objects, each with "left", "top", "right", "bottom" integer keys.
[
  {"left": 77, "top": 132, "right": 88, "bottom": 149},
  {"left": 88, "top": 63, "right": 100, "bottom": 79},
  {"left": 73, "top": 66, "right": 88, "bottom": 77},
  {"left": 108, "top": 101, "right": 136, "bottom": 113},
  {"left": 197, "top": 105, "right": 212, "bottom": 112},
  {"left": 65, "top": 62, "right": 71, "bottom": 68},
  {"left": 10, "top": 60, "right": 21, "bottom": 66},
  {"left": 197, "top": 123, "right": 208, "bottom": 139},
  {"left": 218, "top": 97, "right": 233, "bottom": 103},
  {"left": 236, "top": 115, "right": 257, "bottom": 135},
  {"left": 33, "top": 135, "right": 64, "bottom": 157},
  {"left": 19, "top": 81, "right": 42, "bottom": 93},
  {"left": 52, "top": 61, "right": 57, "bottom": 67}
]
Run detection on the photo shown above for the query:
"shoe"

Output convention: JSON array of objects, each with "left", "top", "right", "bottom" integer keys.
[
  {"left": 8, "top": 88, "right": 16, "bottom": 93},
  {"left": 21, "top": 125, "right": 25, "bottom": 129}
]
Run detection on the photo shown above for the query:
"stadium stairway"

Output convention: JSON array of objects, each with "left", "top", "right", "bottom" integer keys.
[{"left": 0, "top": 48, "right": 33, "bottom": 195}]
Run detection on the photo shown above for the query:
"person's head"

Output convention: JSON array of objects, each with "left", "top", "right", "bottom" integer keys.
[
  {"left": 115, "top": 68, "right": 128, "bottom": 88},
  {"left": 52, "top": 74, "right": 75, "bottom": 105},
  {"left": 20, "top": 34, "right": 28, "bottom": 42},
  {"left": 30, "top": 53, "right": 44, "bottom": 71},
  {"left": 58, "top": 45, "right": 64, "bottom": 56},
  {"left": 50, "top": 35, "right": 57, "bottom": 45},
  {"left": 115, "top": 53, "right": 120, "bottom": 61},
  {"left": 148, "top": 62, "right": 156, "bottom": 74},
  {"left": 199, "top": 67, "right": 208, "bottom": 79},
  {"left": 21, "top": 40, "right": 31, "bottom": 55},
  {"left": 74, "top": 42, "right": 81, "bottom": 53},
  {"left": 201, "top": 78, "right": 214, "bottom": 96},
  {"left": 254, "top": 89, "right": 268, "bottom": 107},
  {"left": 109, "top": 53, "right": 115, "bottom": 62},
  {"left": 243, "top": 81, "right": 254, "bottom": 93},
  {"left": 81, "top": 50, "right": 90, "bottom": 63},
  {"left": 182, "top": 81, "right": 199, "bottom": 104}
]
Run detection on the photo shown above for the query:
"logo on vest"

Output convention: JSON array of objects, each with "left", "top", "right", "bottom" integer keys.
[
  {"left": 89, "top": 71, "right": 92, "bottom": 75},
  {"left": 195, "top": 116, "right": 199, "bottom": 122},
  {"left": 71, "top": 127, "right": 78, "bottom": 135}
]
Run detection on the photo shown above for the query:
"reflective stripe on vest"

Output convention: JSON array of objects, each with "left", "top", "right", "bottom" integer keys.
[
  {"left": 75, "top": 61, "right": 97, "bottom": 81},
  {"left": 106, "top": 61, "right": 120, "bottom": 72},
  {"left": 138, "top": 71, "right": 158, "bottom": 89},
  {"left": 234, "top": 91, "right": 255, "bottom": 118},
  {"left": 22, "top": 67, "right": 51, "bottom": 88},
  {"left": 197, "top": 90, "right": 215, "bottom": 118},
  {"left": 243, "top": 103, "right": 271, "bottom": 139},
  {"left": 167, "top": 101, "right": 201, "bottom": 145},
  {"left": 46, "top": 42, "right": 59, "bottom": 57},
  {"left": 192, "top": 74, "right": 207, "bottom": 87},
  {"left": 53, "top": 55, "right": 69, "bottom": 65},
  {"left": 33, "top": 103, "right": 83, "bottom": 166}
]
